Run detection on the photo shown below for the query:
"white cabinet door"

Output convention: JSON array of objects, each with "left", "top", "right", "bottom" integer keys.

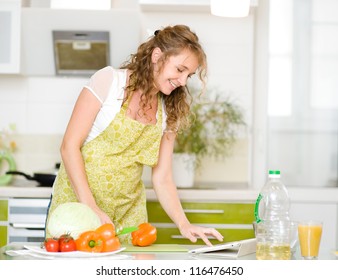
[
  {"left": 0, "top": 0, "right": 20, "bottom": 74},
  {"left": 290, "top": 202, "right": 338, "bottom": 250}
]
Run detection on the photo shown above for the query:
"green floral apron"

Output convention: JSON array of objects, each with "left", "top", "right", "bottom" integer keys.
[{"left": 47, "top": 95, "right": 163, "bottom": 243}]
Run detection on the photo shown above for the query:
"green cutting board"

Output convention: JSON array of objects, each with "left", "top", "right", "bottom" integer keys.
[{"left": 123, "top": 244, "right": 189, "bottom": 252}]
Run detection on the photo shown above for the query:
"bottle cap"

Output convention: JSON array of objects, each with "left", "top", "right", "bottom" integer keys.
[{"left": 268, "top": 170, "right": 281, "bottom": 178}]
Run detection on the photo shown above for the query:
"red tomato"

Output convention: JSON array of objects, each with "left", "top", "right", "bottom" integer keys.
[
  {"left": 59, "top": 234, "right": 77, "bottom": 252},
  {"left": 44, "top": 238, "right": 59, "bottom": 252},
  {"left": 58, "top": 233, "right": 71, "bottom": 244}
]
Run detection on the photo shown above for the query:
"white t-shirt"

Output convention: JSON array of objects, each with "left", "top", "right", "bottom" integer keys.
[{"left": 83, "top": 66, "right": 167, "bottom": 144}]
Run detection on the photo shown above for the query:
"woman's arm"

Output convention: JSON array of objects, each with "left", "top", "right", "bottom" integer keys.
[
  {"left": 151, "top": 132, "right": 224, "bottom": 246},
  {"left": 60, "top": 88, "right": 112, "bottom": 224}
]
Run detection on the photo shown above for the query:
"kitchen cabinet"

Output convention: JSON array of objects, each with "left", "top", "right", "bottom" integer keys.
[
  {"left": 0, "top": 195, "right": 255, "bottom": 246},
  {"left": 2, "top": 186, "right": 338, "bottom": 249},
  {"left": 147, "top": 201, "right": 255, "bottom": 245},
  {"left": 0, "top": 193, "right": 50, "bottom": 246},
  {"left": 0, "top": 0, "right": 20, "bottom": 74},
  {"left": 0, "top": 199, "right": 8, "bottom": 247},
  {"left": 7, "top": 198, "right": 49, "bottom": 243}
]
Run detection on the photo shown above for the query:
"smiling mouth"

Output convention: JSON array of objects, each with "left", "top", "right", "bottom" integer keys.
[{"left": 169, "top": 80, "right": 178, "bottom": 89}]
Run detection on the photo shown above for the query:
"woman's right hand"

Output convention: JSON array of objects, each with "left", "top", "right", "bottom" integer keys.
[{"left": 92, "top": 206, "right": 114, "bottom": 225}]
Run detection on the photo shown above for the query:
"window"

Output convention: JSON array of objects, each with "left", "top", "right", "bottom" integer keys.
[
  {"left": 267, "top": 0, "right": 338, "bottom": 188},
  {"left": 268, "top": 0, "right": 293, "bottom": 116}
]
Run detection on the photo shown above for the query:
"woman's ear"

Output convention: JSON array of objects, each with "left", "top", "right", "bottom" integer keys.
[{"left": 151, "top": 47, "right": 162, "bottom": 63}]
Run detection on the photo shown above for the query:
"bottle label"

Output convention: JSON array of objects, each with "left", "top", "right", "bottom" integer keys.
[{"left": 254, "top": 193, "right": 263, "bottom": 223}]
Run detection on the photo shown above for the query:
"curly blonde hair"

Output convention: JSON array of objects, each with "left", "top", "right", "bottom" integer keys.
[{"left": 120, "top": 25, "right": 207, "bottom": 132}]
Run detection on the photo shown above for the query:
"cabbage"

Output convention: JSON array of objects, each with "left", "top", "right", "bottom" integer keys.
[{"left": 46, "top": 202, "right": 101, "bottom": 239}]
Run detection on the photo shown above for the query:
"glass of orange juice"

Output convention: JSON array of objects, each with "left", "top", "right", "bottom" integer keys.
[{"left": 298, "top": 221, "right": 323, "bottom": 260}]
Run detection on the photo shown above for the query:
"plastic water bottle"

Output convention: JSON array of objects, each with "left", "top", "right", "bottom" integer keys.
[{"left": 254, "top": 170, "right": 291, "bottom": 260}]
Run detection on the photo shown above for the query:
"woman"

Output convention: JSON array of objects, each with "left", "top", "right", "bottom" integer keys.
[{"left": 46, "top": 25, "right": 223, "bottom": 245}]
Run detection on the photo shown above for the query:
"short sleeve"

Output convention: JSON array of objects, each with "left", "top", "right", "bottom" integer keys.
[{"left": 84, "top": 66, "right": 115, "bottom": 104}]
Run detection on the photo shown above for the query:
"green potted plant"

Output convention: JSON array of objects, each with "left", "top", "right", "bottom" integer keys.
[{"left": 173, "top": 87, "right": 246, "bottom": 187}]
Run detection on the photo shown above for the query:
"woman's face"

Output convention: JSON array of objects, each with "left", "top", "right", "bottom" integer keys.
[{"left": 153, "top": 48, "right": 199, "bottom": 95}]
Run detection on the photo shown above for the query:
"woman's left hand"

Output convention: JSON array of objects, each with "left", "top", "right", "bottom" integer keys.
[{"left": 178, "top": 223, "right": 224, "bottom": 246}]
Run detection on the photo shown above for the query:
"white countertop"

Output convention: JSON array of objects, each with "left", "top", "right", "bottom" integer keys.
[
  {"left": 1, "top": 181, "right": 338, "bottom": 203},
  {"left": 1, "top": 242, "right": 337, "bottom": 260}
]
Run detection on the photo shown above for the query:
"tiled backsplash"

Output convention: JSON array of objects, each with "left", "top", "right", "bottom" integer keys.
[
  {"left": 11, "top": 133, "right": 248, "bottom": 183},
  {"left": 11, "top": 134, "right": 63, "bottom": 174},
  {"left": 0, "top": 76, "right": 86, "bottom": 134}
]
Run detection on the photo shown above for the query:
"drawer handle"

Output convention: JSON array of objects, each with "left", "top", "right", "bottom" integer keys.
[
  {"left": 10, "top": 223, "right": 45, "bottom": 229},
  {"left": 171, "top": 235, "right": 217, "bottom": 240},
  {"left": 183, "top": 209, "right": 224, "bottom": 214}
]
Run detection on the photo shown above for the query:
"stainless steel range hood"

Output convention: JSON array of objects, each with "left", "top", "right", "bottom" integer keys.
[{"left": 52, "top": 30, "right": 110, "bottom": 76}]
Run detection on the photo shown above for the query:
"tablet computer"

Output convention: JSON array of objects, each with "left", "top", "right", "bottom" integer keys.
[{"left": 188, "top": 238, "right": 256, "bottom": 258}]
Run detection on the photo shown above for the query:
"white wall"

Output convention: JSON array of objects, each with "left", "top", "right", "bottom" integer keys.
[{"left": 0, "top": 6, "right": 255, "bottom": 184}]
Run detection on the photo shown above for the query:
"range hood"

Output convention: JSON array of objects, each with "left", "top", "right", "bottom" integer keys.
[{"left": 52, "top": 30, "right": 110, "bottom": 76}]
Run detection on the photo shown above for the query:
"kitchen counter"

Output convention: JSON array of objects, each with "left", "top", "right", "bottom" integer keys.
[
  {"left": 0, "top": 242, "right": 196, "bottom": 260},
  {"left": 0, "top": 186, "right": 52, "bottom": 198},
  {"left": 1, "top": 242, "right": 337, "bottom": 260},
  {"left": 0, "top": 185, "right": 259, "bottom": 202},
  {"left": 2, "top": 182, "right": 338, "bottom": 203},
  {"left": 0, "top": 179, "right": 258, "bottom": 201}
]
